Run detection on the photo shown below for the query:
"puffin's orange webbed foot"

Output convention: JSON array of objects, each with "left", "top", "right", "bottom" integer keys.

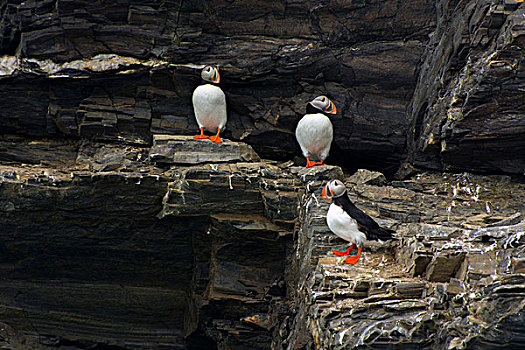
[
  {"left": 306, "top": 157, "right": 316, "bottom": 168},
  {"left": 344, "top": 255, "right": 360, "bottom": 264},
  {"left": 209, "top": 128, "right": 222, "bottom": 143},
  {"left": 332, "top": 245, "right": 355, "bottom": 256},
  {"left": 194, "top": 128, "right": 208, "bottom": 139},
  {"left": 343, "top": 247, "right": 362, "bottom": 265},
  {"left": 306, "top": 158, "right": 325, "bottom": 168},
  {"left": 209, "top": 135, "right": 222, "bottom": 143}
]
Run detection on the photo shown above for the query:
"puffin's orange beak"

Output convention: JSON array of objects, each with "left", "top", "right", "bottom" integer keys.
[
  {"left": 212, "top": 68, "right": 220, "bottom": 83},
  {"left": 325, "top": 99, "right": 337, "bottom": 114},
  {"left": 322, "top": 183, "right": 329, "bottom": 198}
]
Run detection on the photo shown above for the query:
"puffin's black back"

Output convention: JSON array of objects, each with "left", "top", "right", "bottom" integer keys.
[{"left": 333, "top": 192, "right": 394, "bottom": 241}]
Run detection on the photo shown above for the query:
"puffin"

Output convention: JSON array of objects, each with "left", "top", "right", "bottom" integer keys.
[
  {"left": 322, "top": 179, "right": 394, "bottom": 264},
  {"left": 192, "top": 65, "right": 226, "bottom": 143},
  {"left": 295, "top": 96, "right": 337, "bottom": 168}
]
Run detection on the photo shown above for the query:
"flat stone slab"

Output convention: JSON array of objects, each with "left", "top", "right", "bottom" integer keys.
[{"left": 149, "top": 135, "right": 260, "bottom": 165}]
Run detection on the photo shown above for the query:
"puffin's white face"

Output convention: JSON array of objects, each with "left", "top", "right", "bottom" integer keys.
[
  {"left": 309, "top": 96, "right": 337, "bottom": 115},
  {"left": 322, "top": 179, "right": 346, "bottom": 198},
  {"left": 201, "top": 66, "right": 220, "bottom": 84}
]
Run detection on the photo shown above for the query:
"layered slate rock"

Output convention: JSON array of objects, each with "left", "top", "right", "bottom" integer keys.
[
  {"left": 1, "top": 133, "right": 524, "bottom": 349},
  {"left": 407, "top": 0, "right": 525, "bottom": 175},
  {"left": 0, "top": 0, "right": 438, "bottom": 175},
  {"left": 0, "top": 164, "right": 192, "bottom": 349},
  {"left": 0, "top": 135, "right": 343, "bottom": 349},
  {"left": 0, "top": 1, "right": 524, "bottom": 349},
  {"left": 152, "top": 156, "right": 343, "bottom": 349},
  {"left": 149, "top": 135, "right": 260, "bottom": 165},
  {"left": 276, "top": 169, "right": 525, "bottom": 349}
]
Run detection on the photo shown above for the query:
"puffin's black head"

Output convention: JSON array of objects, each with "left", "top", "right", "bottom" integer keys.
[
  {"left": 322, "top": 179, "right": 346, "bottom": 198},
  {"left": 201, "top": 65, "right": 220, "bottom": 84},
  {"left": 306, "top": 95, "right": 337, "bottom": 115}
]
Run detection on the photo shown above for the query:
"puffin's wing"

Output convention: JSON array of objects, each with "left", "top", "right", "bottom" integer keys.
[{"left": 335, "top": 195, "right": 394, "bottom": 241}]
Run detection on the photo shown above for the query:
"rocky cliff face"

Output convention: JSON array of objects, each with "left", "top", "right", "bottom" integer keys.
[
  {"left": 406, "top": 0, "right": 525, "bottom": 175},
  {"left": 0, "top": 1, "right": 524, "bottom": 349},
  {"left": 0, "top": 137, "right": 340, "bottom": 349},
  {"left": 278, "top": 169, "right": 525, "bottom": 349},
  {"left": 0, "top": 0, "right": 438, "bottom": 175},
  {"left": 1, "top": 144, "right": 524, "bottom": 349}
]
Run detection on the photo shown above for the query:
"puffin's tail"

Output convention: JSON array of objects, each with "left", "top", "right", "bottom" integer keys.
[{"left": 369, "top": 227, "right": 395, "bottom": 241}]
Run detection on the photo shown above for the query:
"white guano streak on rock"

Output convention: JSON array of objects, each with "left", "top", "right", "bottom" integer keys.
[
  {"left": 0, "top": 54, "right": 189, "bottom": 77},
  {"left": 0, "top": 56, "right": 19, "bottom": 76}
]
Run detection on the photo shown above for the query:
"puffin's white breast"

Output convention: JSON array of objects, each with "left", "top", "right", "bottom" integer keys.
[
  {"left": 295, "top": 113, "right": 333, "bottom": 160},
  {"left": 192, "top": 84, "right": 227, "bottom": 131},
  {"left": 326, "top": 203, "right": 366, "bottom": 246}
]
